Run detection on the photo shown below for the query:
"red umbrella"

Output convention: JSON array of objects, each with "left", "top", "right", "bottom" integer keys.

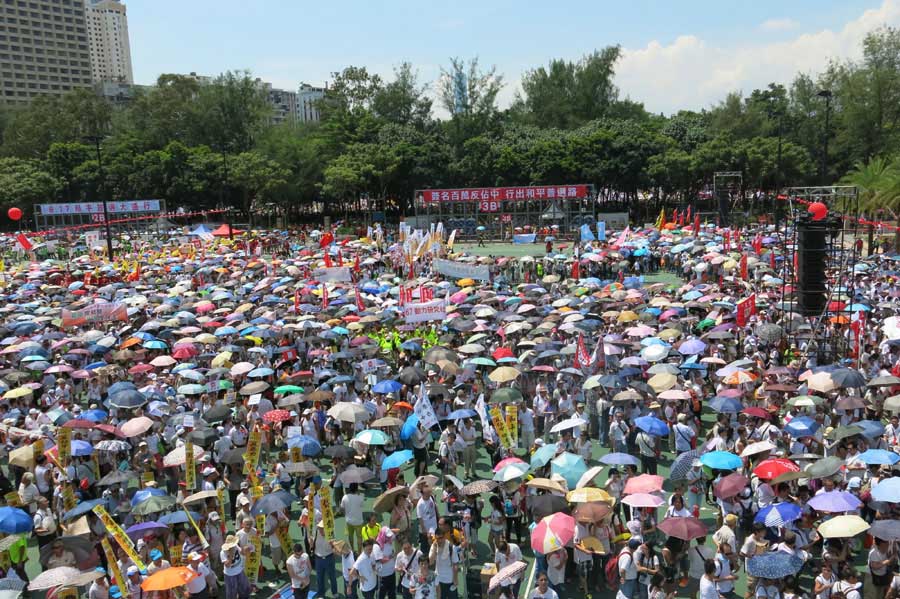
[
  {"left": 493, "top": 457, "right": 526, "bottom": 473},
  {"left": 172, "top": 347, "right": 198, "bottom": 360},
  {"left": 128, "top": 364, "right": 155, "bottom": 374},
  {"left": 753, "top": 458, "right": 800, "bottom": 480},
  {"left": 492, "top": 347, "right": 514, "bottom": 361},
  {"left": 531, "top": 365, "right": 558, "bottom": 373},
  {"left": 742, "top": 407, "right": 769, "bottom": 419},
  {"left": 62, "top": 419, "right": 96, "bottom": 430},
  {"left": 624, "top": 474, "right": 664, "bottom": 495},
  {"left": 714, "top": 473, "right": 749, "bottom": 499},
  {"left": 658, "top": 516, "right": 707, "bottom": 540},
  {"left": 262, "top": 409, "right": 292, "bottom": 424}
]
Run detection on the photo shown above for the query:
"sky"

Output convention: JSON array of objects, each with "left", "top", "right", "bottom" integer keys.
[{"left": 126, "top": 0, "right": 900, "bottom": 117}]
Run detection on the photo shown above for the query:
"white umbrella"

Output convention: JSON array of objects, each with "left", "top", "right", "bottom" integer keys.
[{"left": 550, "top": 417, "right": 589, "bottom": 434}]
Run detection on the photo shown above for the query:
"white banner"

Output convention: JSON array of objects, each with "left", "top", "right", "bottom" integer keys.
[
  {"left": 39, "top": 200, "right": 161, "bottom": 216},
  {"left": 358, "top": 359, "right": 384, "bottom": 373},
  {"left": 414, "top": 384, "right": 440, "bottom": 430},
  {"left": 433, "top": 259, "right": 491, "bottom": 282},
  {"left": 313, "top": 267, "right": 352, "bottom": 283},
  {"left": 402, "top": 299, "right": 447, "bottom": 324},
  {"left": 85, "top": 230, "right": 101, "bottom": 249}
]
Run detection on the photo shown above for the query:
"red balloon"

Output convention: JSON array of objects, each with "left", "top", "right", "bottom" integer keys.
[
  {"left": 808, "top": 202, "right": 828, "bottom": 221},
  {"left": 6, "top": 207, "right": 21, "bottom": 221}
]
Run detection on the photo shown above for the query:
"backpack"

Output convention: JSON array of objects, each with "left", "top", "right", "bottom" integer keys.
[{"left": 606, "top": 548, "right": 630, "bottom": 589}]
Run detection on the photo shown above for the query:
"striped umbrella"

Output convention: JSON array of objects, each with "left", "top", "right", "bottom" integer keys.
[
  {"left": 530, "top": 513, "right": 576, "bottom": 554},
  {"left": 754, "top": 503, "right": 802, "bottom": 527}
]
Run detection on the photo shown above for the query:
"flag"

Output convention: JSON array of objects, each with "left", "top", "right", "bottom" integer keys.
[
  {"left": 740, "top": 254, "right": 748, "bottom": 280},
  {"left": 735, "top": 294, "right": 757, "bottom": 327},
  {"left": 355, "top": 288, "right": 365, "bottom": 312},
  {"left": 571, "top": 259, "right": 580, "bottom": 280},
  {"left": 580, "top": 223, "right": 595, "bottom": 242},
  {"left": 321, "top": 285, "right": 329, "bottom": 309},
  {"left": 294, "top": 290, "right": 300, "bottom": 313},
  {"left": 686, "top": 205, "right": 692, "bottom": 223},
  {"left": 353, "top": 254, "right": 360, "bottom": 273},
  {"left": 398, "top": 287, "right": 406, "bottom": 306},
  {"left": 15, "top": 233, "right": 32, "bottom": 251},
  {"left": 323, "top": 253, "right": 332, "bottom": 268},
  {"left": 655, "top": 208, "right": 666, "bottom": 229},
  {"left": 693, "top": 214, "right": 700, "bottom": 236},
  {"left": 678, "top": 210, "right": 685, "bottom": 227},
  {"left": 769, "top": 251, "right": 776, "bottom": 269},
  {"left": 672, "top": 208, "right": 679, "bottom": 226},
  {"left": 597, "top": 221, "right": 606, "bottom": 241},
  {"left": 589, "top": 340, "right": 604, "bottom": 372},
  {"left": 413, "top": 384, "right": 440, "bottom": 430},
  {"left": 319, "top": 231, "right": 334, "bottom": 248},
  {"left": 337, "top": 251, "right": 343, "bottom": 267}
]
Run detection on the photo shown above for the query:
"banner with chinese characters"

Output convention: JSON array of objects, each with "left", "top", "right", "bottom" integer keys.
[
  {"left": 217, "top": 488, "right": 227, "bottom": 519},
  {"left": 61, "top": 484, "right": 77, "bottom": 512},
  {"left": 402, "top": 299, "right": 447, "bottom": 324},
  {"left": 417, "top": 185, "right": 591, "bottom": 203},
  {"left": 276, "top": 522, "right": 292, "bottom": 554},
  {"left": 505, "top": 405, "right": 519, "bottom": 448},
  {"left": 93, "top": 505, "right": 146, "bottom": 571},
  {"left": 91, "top": 454, "right": 100, "bottom": 482},
  {"left": 169, "top": 544, "right": 182, "bottom": 566},
  {"left": 101, "top": 538, "right": 128, "bottom": 593},
  {"left": 245, "top": 535, "right": 262, "bottom": 584},
  {"left": 318, "top": 485, "right": 334, "bottom": 539},
  {"left": 433, "top": 259, "right": 491, "bottom": 282},
  {"left": 736, "top": 293, "right": 757, "bottom": 327},
  {"left": 39, "top": 200, "right": 162, "bottom": 215},
  {"left": 307, "top": 485, "right": 316, "bottom": 537},
  {"left": 56, "top": 427, "right": 71, "bottom": 466},
  {"left": 489, "top": 406, "right": 514, "bottom": 449},
  {"left": 32, "top": 439, "right": 44, "bottom": 460},
  {"left": 290, "top": 447, "right": 302, "bottom": 463},
  {"left": 244, "top": 431, "right": 261, "bottom": 474},
  {"left": 255, "top": 514, "right": 266, "bottom": 537},
  {"left": 61, "top": 302, "right": 128, "bottom": 328},
  {"left": 184, "top": 441, "right": 196, "bottom": 490}
]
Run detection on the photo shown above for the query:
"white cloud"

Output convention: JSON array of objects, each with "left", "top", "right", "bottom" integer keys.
[
  {"left": 760, "top": 18, "right": 798, "bottom": 32},
  {"left": 613, "top": 0, "right": 900, "bottom": 114}
]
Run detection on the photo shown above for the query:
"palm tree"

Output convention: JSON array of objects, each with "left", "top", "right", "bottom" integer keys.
[{"left": 841, "top": 156, "right": 900, "bottom": 251}]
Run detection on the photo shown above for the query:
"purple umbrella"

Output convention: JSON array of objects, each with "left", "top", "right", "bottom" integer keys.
[
  {"left": 712, "top": 322, "right": 736, "bottom": 332},
  {"left": 678, "top": 339, "right": 707, "bottom": 355},
  {"left": 125, "top": 521, "right": 169, "bottom": 539},
  {"left": 807, "top": 491, "right": 862, "bottom": 513}
]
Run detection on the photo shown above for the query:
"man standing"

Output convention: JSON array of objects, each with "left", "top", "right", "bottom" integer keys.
[
  {"left": 185, "top": 551, "right": 212, "bottom": 599},
  {"left": 286, "top": 542, "right": 311, "bottom": 599},
  {"left": 32, "top": 496, "right": 57, "bottom": 548},
  {"left": 350, "top": 539, "right": 378, "bottom": 599},
  {"left": 416, "top": 483, "right": 439, "bottom": 555},
  {"left": 674, "top": 414, "right": 696, "bottom": 455},
  {"left": 609, "top": 410, "right": 630, "bottom": 453}
]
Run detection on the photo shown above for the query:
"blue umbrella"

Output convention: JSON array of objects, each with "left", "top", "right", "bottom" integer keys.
[
  {"left": 108, "top": 381, "right": 136, "bottom": 395},
  {"left": 784, "top": 417, "right": 819, "bottom": 438},
  {"left": 872, "top": 478, "right": 900, "bottom": 503},
  {"left": 700, "top": 451, "right": 742, "bottom": 471},
  {"left": 250, "top": 490, "right": 299, "bottom": 516},
  {"left": 709, "top": 396, "right": 743, "bottom": 413},
  {"left": 62, "top": 499, "right": 106, "bottom": 521},
  {"left": 382, "top": 449, "right": 414, "bottom": 471},
  {"left": 678, "top": 339, "right": 707, "bottom": 355},
  {"left": 755, "top": 502, "right": 802, "bottom": 527},
  {"left": 445, "top": 409, "right": 477, "bottom": 421},
  {"left": 248, "top": 367, "right": 274, "bottom": 378},
  {"left": 530, "top": 443, "right": 559, "bottom": 469},
  {"left": 746, "top": 553, "right": 804, "bottom": 578},
  {"left": 400, "top": 413, "right": 419, "bottom": 441},
  {"left": 551, "top": 452, "right": 587, "bottom": 490},
  {"left": 82, "top": 409, "right": 108, "bottom": 423},
  {"left": 634, "top": 415, "right": 669, "bottom": 437},
  {"left": 600, "top": 453, "right": 640, "bottom": 466},
  {"left": 70, "top": 439, "right": 93, "bottom": 456},
  {"left": 124, "top": 521, "right": 169, "bottom": 539},
  {"left": 158, "top": 511, "right": 201, "bottom": 525},
  {"left": 286, "top": 435, "right": 322, "bottom": 457},
  {"left": 858, "top": 449, "right": 900, "bottom": 465},
  {"left": 373, "top": 380, "right": 403, "bottom": 394},
  {"left": 400, "top": 340, "right": 422, "bottom": 352},
  {"left": 856, "top": 420, "right": 886, "bottom": 439},
  {"left": 131, "top": 487, "right": 166, "bottom": 507},
  {"left": 0, "top": 507, "right": 32, "bottom": 533}
]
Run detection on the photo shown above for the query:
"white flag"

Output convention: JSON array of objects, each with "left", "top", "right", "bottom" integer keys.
[
  {"left": 414, "top": 384, "right": 440, "bottom": 430},
  {"left": 474, "top": 393, "right": 491, "bottom": 432}
]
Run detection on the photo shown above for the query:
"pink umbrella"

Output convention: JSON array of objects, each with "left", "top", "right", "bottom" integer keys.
[
  {"left": 623, "top": 474, "right": 664, "bottom": 495},
  {"left": 489, "top": 561, "right": 528, "bottom": 593},
  {"left": 450, "top": 291, "right": 468, "bottom": 304},
  {"left": 622, "top": 493, "right": 665, "bottom": 508},
  {"left": 531, "top": 513, "right": 576, "bottom": 554},
  {"left": 129, "top": 364, "right": 155, "bottom": 375},
  {"left": 625, "top": 325, "right": 654, "bottom": 337},
  {"left": 70, "top": 370, "right": 90, "bottom": 379},
  {"left": 658, "top": 517, "right": 707, "bottom": 540},
  {"left": 45, "top": 365, "right": 73, "bottom": 374},
  {"left": 120, "top": 416, "right": 154, "bottom": 438},
  {"left": 493, "top": 457, "right": 526, "bottom": 473}
]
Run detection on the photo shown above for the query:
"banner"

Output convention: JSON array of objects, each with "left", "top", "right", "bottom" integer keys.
[
  {"left": 318, "top": 485, "right": 334, "bottom": 539},
  {"left": 255, "top": 514, "right": 266, "bottom": 537},
  {"left": 93, "top": 505, "right": 146, "bottom": 571},
  {"left": 32, "top": 439, "right": 44, "bottom": 460},
  {"left": 740, "top": 253, "right": 748, "bottom": 280},
  {"left": 307, "top": 484, "right": 316, "bottom": 538},
  {"left": 505, "top": 405, "right": 518, "bottom": 448},
  {"left": 61, "top": 302, "right": 128, "bottom": 328},
  {"left": 290, "top": 447, "right": 302, "bottom": 463},
  {"left": 57, "top": 427, "right": 71, "bottom": 466},
  {"left": 579, "top": 223, "right": 595, "bottom": 242},
  {"left": 61, "top": 484, "right": 77, "bottom": 512},
  {"left": 402, "top": 299, "right": 447, "bottom": 324},
  {"left": 39, "top": 200, "right": 162, "bottom": 215},
  {"left": 245, "top": 535, "right": 262, "bottom": 584},
  {"left": 101, "top": 538, "right": 128, "bottom": 593},
  {"left": 490, "top": 405, "right": 514, "bottom": 449},
  {"left": 513, "top": 233, "right": 537, "bottom": 244},
  {"left": 185, "top": 441, "right": 196, "bottom": 490},
  {"left": 358, "top": 358, "right": 384, "bottom": 373},
  {"left": 15, "top": 234, "right": 32, "bottom": 252},
  {"left": 736, "top": 294, "right": 757, "bottom": 327},
  {"left": 217, "top": 488, "right": 227, "bottom": 520},
  {"left": 312, "top": 267, "right": 352, "bottom": 283},
  {"left": 276, "top": 521, "right": 293, "bottom": 554},
  {"left": 185, "top": 509, "right": 208, "bottom": 548},
  {"left": 433, "top": 259, "right": 491, "bottom": 282},
  {"left": 414, "top": 385, "right": 440, "bottom": 430},
  {"left": 597, "top": 221, "right": 607, "bottom": 241},
  {"left": 244, "top": 430, "right": 262, "bottom": 474},
  {"left": 447, "top": 229, "right": 457, "bottom": 250},
  {"left": 169, "top": 544, "right": 182, "bottom": 566},
  {"left": 418, "top": 185, "right": 591, "bottom": 203},
  {"left": 475, "top": 394, "right": 491, "bottom": 434}
]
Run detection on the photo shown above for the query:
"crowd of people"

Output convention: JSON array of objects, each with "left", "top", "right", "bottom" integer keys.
[{"left": 0, "top": 214, "right": 897, "bottom": 599}]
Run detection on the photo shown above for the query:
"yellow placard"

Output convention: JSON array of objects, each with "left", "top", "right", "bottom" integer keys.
[
  {"left": 318, "top": 485, "right": 334, "bottom": 540},
  {"left": 57, "top": 427, "right": 71, "bottom": 466},
  {"left": 93, "top": 505, "right": 146, "bottom": 571},
  {"left": 244, "top": 535, "right": 261, "bottom": 584},
  {"left": 4, "top": 492, "right": 20, "bottom": 507},
  {"left": 276, "top": 521, "right": 293, "bottom": 553},
  {"left": 251, "top": 486, "right": 264, "bottom": 501},
  {"left": 290, "top": 447, "right": 301, "bottom": 463},
  {"left": 185, "top": 441, "right": 196, "bottom": 491},
  {"left": 101, "top": 538, "right": 128, "bottom": 593},
  {"left": 57, "top": 589, "right": 77, "bottom": 599},
  {"left": 170, "top": 544, "right": 182, "bottom": 566},
  {"left": 255, "top": 514, "right": 266, "bottom": 536},
  {"left": 141, "top": 471, "right": 156, "bottom": 485},
  {"left": 244, "top": 431, "right": 262, "bottom": 475},
  {"left": 306, "top": 484, "right": 316, "bottom": 537},
  {"left": 32, "top": 439, "right": 44, "bottom": 459},
  {"left": 217, "top": 488, "right": 227, "bottom": 519},
  {"left": 61, "top": 484, "right": 77, "bottom": 512},
  {"left": 489, "top": 406, "right": 513, "bottom": 449},
  {"left": 184, "top": 509, "right": 208, "bottom": 548},
  {"left": 91, "top": 454, "right": 101, "bottom": 482},
  {"left": 505, "top": 405, "right": 519, "bottom": 448}
]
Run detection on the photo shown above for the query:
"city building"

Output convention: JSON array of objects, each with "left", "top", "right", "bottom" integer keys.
[
  {"left": 255, "top": 78, "right": 297, "bottom": 125},
  {"left": 0, "top": 0, "right": 92, "bottom": 102},
  {"left": 298, "top": 82, "right": 325, "bottom": 123},
  {"left": 84, "top": 0, "right": 131, "bottom": 84}
]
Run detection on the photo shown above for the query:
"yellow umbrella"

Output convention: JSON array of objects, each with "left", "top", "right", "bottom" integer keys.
[
  {"left": 648, "top": 373, "right": 677, "bottom": 393},
  {"left": 9, "top": 444, "right": 36, "bottom": 469},
  {"left": 526, "top": 478, "right": 567, "bottom": 494},
  {"left": 235, "top": 303, "right": 254, "bottom": 313},
  {"left": 818, "top": 514, "right": 869, "bottom": 538},
  {"left": 458, "top": 278, "right": 475, "bottom": 287},
  {"left": 566, "top": 487, "right": 614, "bottom": 504},
  {"left": 616, "top": 310, "right": 638, "bottom": 323},
  {"left": 658, "top": 329, "right": 681, "bottom": 341},
  {"left": 489, "top": 367, "right": 521, "bottom": 384},
  {"left": 211, "top": 351, "right": 232, "bottom": 368},
  {"left": 195, "top": 333, "right": 218, "bottom": 345},
  {"left": 4, "top": 387, "right": 32, "bottom": 399}
]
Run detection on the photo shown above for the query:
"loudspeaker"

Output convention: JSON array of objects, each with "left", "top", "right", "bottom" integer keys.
[{"left": 797, "top": 216, "right": 828, "bottom": 316}]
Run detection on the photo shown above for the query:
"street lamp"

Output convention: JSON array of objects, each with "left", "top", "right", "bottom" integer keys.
[
  {"left": 84, "top": 135, "right": 115, "bottom": 260},
  {"left": 817, "top": 89, "right": 833, "bottom": 185}
]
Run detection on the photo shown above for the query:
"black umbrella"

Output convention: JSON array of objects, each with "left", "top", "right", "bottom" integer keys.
[
  {"left": 527, "top": 494, "right": 570, "bottom": 521},
  {"left": 108, "top": 389, "right": 147, "bottom": 409},
  {"left": 398, "top": 366, "right": 426, "bottom": 386},
  {"left": 97, "top": 470, "right": 138, "bottom": 486},
  {"left": 203, "top": 404, "right": 232, "bottom": 423},
  {"left": 220, "top": 448, "right": 247, "bottom": 465},
  {"left": 250, "top": 490, "right": 298, "bottom": 515},
  {"left": 39, "top": 536, "right": 98, "bottom": 567},
  {"left": 187, "top": 429, "right": 217, "bottom": 447},
  {"left": 830, "top": 368, "right": 866, "bottom": 389},
  {"left": 424, "top": 346, "right": 458, "bottom": 364},
  {"left": 324, "top": 445, "right": 356, "bottom": 459}
]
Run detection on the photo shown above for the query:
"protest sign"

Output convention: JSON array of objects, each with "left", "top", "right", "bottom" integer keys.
[
  {"left": 490, "top": 406, "right": 514, "bottom": 449},
  {"left": 505, "top": 405, "right": 519, "bottom": 448},
  {"left": 319, "top": 485, "right": 334, "bottom": 539},
  {"left": 185, "top": 440, "right": 196, "bottom": 490},
  {"left": 402, "top": 299, "right": 447, "bottom": 324},
  {"left": 433, "top": 258, "right": 491, "bottom": 282},
  {"left": 93, "top": 505, "right": 146, "bottom": 571},
  {"left": 61, "top": 302, "right": 128, "bottom": 328},
  {"left": 101, "top": 538, "right": 128, "bottom": 593},
  {"left": 414, "top": 385, "right": 440, "bottom": 430},
  {"left": 244, "top": 430, "right": 261, "bottom": 474},
  {"left": 57, "top": 427, "right": 71, "bottom": 466}
]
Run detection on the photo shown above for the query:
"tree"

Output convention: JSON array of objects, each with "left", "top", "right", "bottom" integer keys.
[
  {"left": 0, "top": 158, "right": 61, "bottom": 217},
  {"left": 372, "top": 63, "right": 432, "bottom": 128},
  {"left": 192, "top": 71, "right": 270, "bottom": 153}
]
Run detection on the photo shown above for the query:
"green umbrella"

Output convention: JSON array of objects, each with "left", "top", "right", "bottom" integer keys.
[
  {"left": 805, "top": 456, "right": 844, "bottom": 479},
  {"left": 218, "top": 380, "right": 234, "bottom": 390},
  {"left": 469, "top": 357, "right": 497, "bottom": 367},
  {"left": 491, "top": 388, "right": 523, "bottom": 403},
  {"left": 697, "top": 318, "right": 716, "bottom": 330},
  {"left": 785, "top": 395, "right": 824, "bottom": 408},
  {"left": 827, "top": 425, "right": 864, "bottom": 442},
  {"left": 274, "top": 385, "right": 304, "bottom": 395},
  {"left": 131, "top": 495, "right": 177, "bottom": 515}
]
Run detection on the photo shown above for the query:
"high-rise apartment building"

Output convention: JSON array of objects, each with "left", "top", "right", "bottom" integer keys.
[
  {"left": 298, "top": 83, "right": 325, "bottom": 123},
  {"left": 0, "top": 0, "right": 92, "bottom": 102},
  {"left": 84, "top": 0, "right": 131, "bottom": 84}
]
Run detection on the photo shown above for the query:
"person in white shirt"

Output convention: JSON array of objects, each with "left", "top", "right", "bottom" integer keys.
[
  {"left": 416, "top": 484, "right": 438, "bottom": 554},
  {"left": 351, "top": 539, "right": 378, "bottom": 599},
  {"left": 674, "top": 414, "right": 696, "bottom": 454},
  {"left": 458, "top": 419, "right": 477, "bottom": 478},
  {"left": 286, "top": 542, "right": 311, "bottom": 599},
  {"left": 341, "top": 483, "right": 365, "bottom": 555},
  {"left": 494, "top": 539, "right": 524, "bottom": 597},
  {"left": 609, "top": 411, "right": 630, "bottom": 453},
  {"left": 520, "top": 406, "right": 535, "bottom": 451},
  {"left": 395, "top": 541, "right": 422, "bottom": 598},
  {"left": 373, "top": 528, "right": 397, "bottom": 598},
  {"left": 714, "top": 544, "right": 738, "bottom": 596},
  {"left": 528, "top": 573, "right": 560, "bottom": 599},
  {"left": 699, "top": 560, "right": 720, "bottom": 599},
  {"left": 184, "top": 551, "right": 211, "bottom": 599},
  {"left": 428, "top": 534, "right": 459, "bottom": 599}
]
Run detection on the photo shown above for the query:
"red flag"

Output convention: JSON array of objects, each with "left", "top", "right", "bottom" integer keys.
[
  {"left": 574, "top": 333, "right": 592, "bottom": 370},
  {"left": 324, "top": 253, "right": 332, "bottom": 268},
  {"left": 319, "top": 231, "right": 334, "bottom": 248},
  {"left": 294, "top": 289, "right": 300, "bottom": 313},
  {"left": 398, "top": 287, "right": 405, "bottom": 306},
  {"left": 678, "top": 210, "right": 685, "bottom": 227},
  {"left": 353, "top": 254, "right": 361, "bottom": 273},
  {"left": 321, "top": 285, "right": 329, "bottom": 309},
  {"left": 418, "top": 285, "right": 425, "bottom": 302},
  {"left": 337, "top": 251, "right": 343, "bottom": 267},
  {"left": 672, "top": 208, "right": 679, "bottom": 226},
  {"left": 769, "top": 251, "right": 776, "bottom": 269},
  {"left": 408, "top": 264, "right": 415, "bottom": 280},
  {"left": 571, "top": 259, "right": 580, "bottom": 280},
  {"left": 355, "top": 287, "right": 365, "bottom": 312},
  {"left": 735, "top": 294, "right": 757, "bottom": 327},
  {"left": 686, "top": 205, "right": 692, "bottom": 223},
  {"left": 16, "top": 233, "right": 32, "bottom": 251},
  {"left": 693, "top": 214, "right": 700, "bottom": 236},
  {"left": 740, "top": 254, "right": 748, "bottom": 280}
]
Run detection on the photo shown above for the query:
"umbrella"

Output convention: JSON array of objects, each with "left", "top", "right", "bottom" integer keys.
[
  {"left": 159, "top": 511, "right": 201, "bottom": 526},
  {"left": 202, "top": 404, "right": 231, "bottom": 422},
  {"left": 354, "top": 429, "right": 389, "bottom": 446},
  {"left": 657, "top": 517, "right": 707, "bottom": 540},
  {"left": 753, "top": 458, "right": 800, "bottom": 480},
  {"left": 623, "top": 474, "right": 664, "bottom": 495},
  {"left": 140, "top": 566, "right": 201, "bottom": 591},
  {"left": 858, "top": 449, "right": 900, "bottom": 466},
  {"left": 0, "top": 579, "right": 25, "bottom": 599},
  {"left": 489, "top": 561, "right": 528, "bottom": 593},
  {"left": 807, "top": 490, "right": 863, "bottom": 513},
  {"left": 28, "top": 567, "right": 91, "bottom": 591},
  {"left": 746, "top": 554, "right": 804, "bottom": 578},
  {"left": 670, "top": 449, "right": 703, "bottom": 480},
  {"left": 340, "top": 466, "right": 375, "bottom": 485},
  {"left": 576, "top": 465, "right": 605, "bottom": 490},
  {"left": 97, "top": 470, "right": 137, "bottom": 486},
  {"left": 460, "top": 480, "right": 498, "bottom": 496},
  {"left": 622, "top": 493, "right": 665, "bottom": 508},
  {"left": 61, "top": 499, "right": 106, "bottom": 522},
  {"left": 372, "top": 380, "right": 403, "bottom": 394},
  {"left": 491, "top": 388, "right": 523, "bottom": 403},
  {"left": 805, "top": 456, "right": 844, "bottom": 479},
  {"left": 323, "top": 445, "right": 357, "bottom": 460},
  {"left": 120, "top": 416, "right": 154, "bottom": 437},
  {"left": 38, "top": 536, "right": 97, "bottom": 567},
  {"left": 709, "top": 396, "right": 743, "bottom": 413},
  {"left": 381, "top": 449, "right": 414, "bottom": 471},
  {"left": 182, "top": 490, "right": 220, "bottom": 505},
  {"left": 573, "top": 502, "right": 612, "bottom": 523},
  {"left": 549, "top": 417, "right": 588, "bottom": 434},
  {"left": 286, "top": 435, "right": 322, "bottom": 457},
  {"left": 489, "top": 367, "right": 521, "bottom": 383},
  {"left": 872, "top": 477, "right": 900, "bottom": 503},
  {"left": 550, "top": 452, "right": 587, "bottom": 490},
  {"left": 494, "top": 463, "right": 530, "bottom": 483},
  {"left": 526, "top": 478, "right": 567, "bottom": 494},
  {"left": 566, "top": 488, "right": 614, "bottom": 504},
  {"left": 132, "top": 495, "right": 176, "bottom": 515},
  {"left": 713, "top": 473, "right": 749, "bottom": 499},
  {"left": 599, "top": 453, "right": 640, "bottom": 467},
  {"left": 328, "top": 402, "right": 369, "bottom": 423},
  {"left": 0, "top": 507, "right": 32, "bottom": 533},
  {"left": 739, "top": 441, "right": 776, "bottom": 458},
  {"left": 373, "top": 486, "right": 409, "bottom": 513},
  {"left": 530, "top": 513, "right": 576, "bottom": 554},
  {"left": 754, "top": 503, "right": 803, "bottom": 527},
  {"left": 250, "top": 490, "right": 298, "bottom": 516},
  {"left": 163, "top": 444, "right": 204, "bottom": 467},
  {"left": 634, "top": 415, "right": 669, "bottom": 437},
  {"left": 530, "top": 443, "right": 559, "bottom": 469},
  {"left": 700, "top": 451, "right": 742, "bottom": 471},
  {"left": 870, "top": 519, "right": 900, "bottom": 541},
  {"left": 527, "top": 494, "right": 571, "bottom": 520},
  {"left": 125, "top": 521, "right": 170, "bottom": 539},
  {"left": 784, "top": 417, "right": 819, "bottom": 438},
  {"left": 262, "top": 409, "right": 292, "bottom": 424},
  {"left": 818, "top": 515, "right": 870, "bottom": 538}
]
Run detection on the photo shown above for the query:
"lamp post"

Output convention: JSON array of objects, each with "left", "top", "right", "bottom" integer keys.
[
  {"left": 86, "top": 135, "right": 114, "bottom": 260},
  {"left": 817, "top": 89, "right": 833, "bottom": 185}
]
